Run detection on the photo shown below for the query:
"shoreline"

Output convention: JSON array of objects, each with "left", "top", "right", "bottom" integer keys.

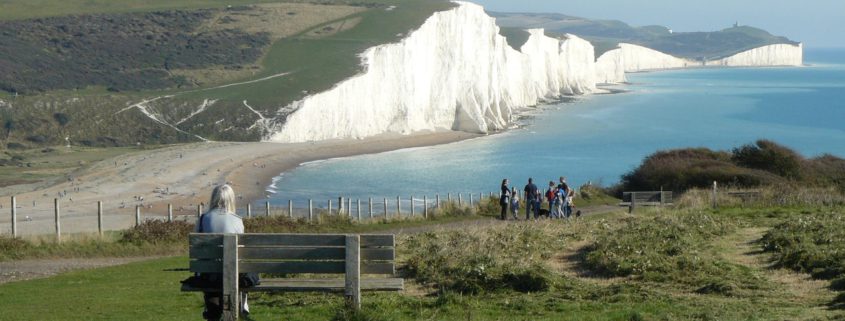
[{"left": 0, "top": 130, "right": 481, "bottom": 235}]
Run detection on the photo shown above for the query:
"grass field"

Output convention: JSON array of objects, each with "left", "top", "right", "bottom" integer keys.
[{"left": 1, "top": 202, "right": 842, "bottom": 320}]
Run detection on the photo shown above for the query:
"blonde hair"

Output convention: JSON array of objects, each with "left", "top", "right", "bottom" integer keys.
[{"left": 209, "top": 184, "right": 236, "bottom": 214}]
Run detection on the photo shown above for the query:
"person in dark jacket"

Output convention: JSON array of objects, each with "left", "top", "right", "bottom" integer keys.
[{"left": 500, "top": 179, "right": 511, "bottom": 220}]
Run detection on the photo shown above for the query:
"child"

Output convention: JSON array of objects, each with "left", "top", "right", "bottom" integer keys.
[
  {"left": 510, "top": 187, "right": 520, "bottom": 220},
  {"left": 564, "top": 189, "right": 575, "bottom": 218}
]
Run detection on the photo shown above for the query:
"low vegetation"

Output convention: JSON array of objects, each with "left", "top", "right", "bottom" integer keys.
[
  {"left": 761, "top": 211, "right": 845, "bottom": 308},
  {"left": 583, "top": 212, "right": 769, "bottom": 296},
  {"left": 615, "top": 140, "right": 845, "bottom": 195},
  {"left": 403, "top": 223, "right": 564, "bottom": 294}
]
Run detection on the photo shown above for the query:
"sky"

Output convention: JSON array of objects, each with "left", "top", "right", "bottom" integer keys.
[{"left": 469, "top": 0, "right": 845, "bottom": 48}]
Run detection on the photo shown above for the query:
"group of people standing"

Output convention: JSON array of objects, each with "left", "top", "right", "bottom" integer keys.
[{"left": 499, "top": 177, "right": 576, "bottom": 220}]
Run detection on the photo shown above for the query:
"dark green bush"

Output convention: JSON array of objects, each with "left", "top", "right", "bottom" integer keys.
[
  {"left": 618, "top": 147, "right": 783, "bottom": 193},
  {"left": 732, "top": 140, "right": 803, "bottom": 179},
  {"left": 832, "top": 277, "right": 845, "bottom": 291}
]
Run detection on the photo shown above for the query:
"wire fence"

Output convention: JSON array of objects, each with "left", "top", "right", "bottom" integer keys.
[{"left": 0, "top": 192, "right": 501, "bottom": 240}]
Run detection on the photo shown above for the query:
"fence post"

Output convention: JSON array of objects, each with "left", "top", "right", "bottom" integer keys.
[
  {"left": 265, "top": 201, "right": 270, "bottom": 217},
  {"left": 339, "top": 197, "right": 344, "bottom": 215},
  {"left": 712, "top": 181, "right": 718, "bottom": 209},
  {"left": 436, "top": 194, "right": 440, "bottom": 209},
  {"left": 10, "top": 196, "right": 16, "bottom": 238},
  {"left": 659, "top": 187, "right": 664, "bottom": 205},
  {"left": 288, "top": 200, "right": 293, "bottom": 218},
  {"left": 447, "top": 193, "right": 451, "bottom": 202},
  {"left": 197, "top": 204, "right": 202, "bottom": 218},
  {"left": 309, "top": 199, "right": 313, "bottom": 222},
  {"left": 348, "top": 198, "right": 352, "bottom": 217},
  {"left": 357, "top": 199, "right": 361, "bottom": 221},
  {"left": 458, "top": 193, "right": 462, "bottom": 207},
  {"left": 168, "top": 203, "right": 174, "bottom": 222},
  {"left": 411, "top": 196, "right": 415, "bottom": 217},
  {"left": 98, "top": 201, "right": 103, "bottom": 237},
  {"left": 396, "top": 196, "right": 401, "bottom": 217},
  {"left": 629, "top": 193, "right": 636, "bottom": 214},
  {"left": 328, "top": 199, "right": 333, "bottom": 215},
  {"left": 54, "top": 198, "right": 61, "bottom": 243},
  {"left": 135, "top": 205, "right": 141, "bottom": 227},
  {"left": 246, "top": 203, "right": 252, "bottom": 218},
  {"left": 424, "top": 195, "right": 428, "bottom": 218},
  {"left": 469, "top": 193, "right": 473, "bottom": 206},
  {"left": 368, "top": 198, "right": 373, "bottom": 219},
  {"left": 383, "top": 198, "right": 388, "bottom": 219}
]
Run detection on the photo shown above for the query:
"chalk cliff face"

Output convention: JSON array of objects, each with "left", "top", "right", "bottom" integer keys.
[
  {"left": 266, "top": 3, "right": 599, "bottom": 143},
  {"left": 265, "top": 2, "right": 803, "bottom": 143},
  {"left": 706, "top": 43, "right": 803, "bottom": 67},
  {"left": 595, "top": 49, "right": 626, "bottom": 84}
]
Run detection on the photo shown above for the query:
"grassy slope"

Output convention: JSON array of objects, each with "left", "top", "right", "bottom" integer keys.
[
  {"left": 0, "top": 205, "right": 839, "bottom": 320},
  {"left": 0, "top": 0, "right": 454, "bottom": 145},
  {"left": 491, "top": 12, "right": 798, "bottom": 59},
  {"left": 0, "top": 0, "right": 340, "bottom": 21}
]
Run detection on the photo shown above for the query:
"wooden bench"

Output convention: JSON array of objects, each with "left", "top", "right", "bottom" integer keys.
[
  {"left": 619, "top": 191, "right": 673, "bottom": 211},
  {"left": 181, "top": 233, "right": 403, "bottom": 319},
  {"left": 727, "top": 191, "right": 762, "bottom": 202}
]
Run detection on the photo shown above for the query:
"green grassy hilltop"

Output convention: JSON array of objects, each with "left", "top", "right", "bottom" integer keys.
[
  {"left": 492, "top": 12, "right": 799, "bottom": 59},
  {"left": 0, "top": 0, "right": 453, "bottom": 147}
]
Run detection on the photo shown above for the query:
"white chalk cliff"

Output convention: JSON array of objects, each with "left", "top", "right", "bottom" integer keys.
[
  {"left": 706, "top": 43, "right": 803, "bottom": 67},
  {"left": 265, "top": 2, "right": 803, "bottom": 143}
]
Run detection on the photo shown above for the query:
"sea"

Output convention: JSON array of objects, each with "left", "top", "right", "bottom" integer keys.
[{"left": 259, "top": 48, "right": 845, "bottom": 209}]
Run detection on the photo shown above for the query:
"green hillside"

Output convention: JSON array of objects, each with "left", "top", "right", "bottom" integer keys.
[
  {"left": 492, "top": 12, "right": 799, "bottom": 59},
  {"left": 0, "top": 0, "right": 453, "bottom": 147}
]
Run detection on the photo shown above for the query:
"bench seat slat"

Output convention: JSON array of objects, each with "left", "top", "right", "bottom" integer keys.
[
  {"left": 240, "top": 234, "right": 346, "bottom": 246},
  {"left": 181, "top": 278, "right": 403, "bottom": 293},
  {"left": 232, "top": 247, "right": 394, "bottom": 261},
  {"left": 188, "top": 260, "right": 395, "bottom": 274}
]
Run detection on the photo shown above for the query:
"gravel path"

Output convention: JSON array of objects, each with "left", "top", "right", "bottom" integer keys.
[{"left": 0, "top": 257, "right": 160, "bottom": 285}]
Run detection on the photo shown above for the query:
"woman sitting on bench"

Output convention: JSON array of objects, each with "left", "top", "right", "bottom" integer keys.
[{"left": 195, "top": 184, "right": 251, "bottom": 320}]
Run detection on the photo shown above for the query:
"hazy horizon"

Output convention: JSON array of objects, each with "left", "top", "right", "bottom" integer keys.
[{"left": 469, "top": 0, "right": 844, "bottom": 48}]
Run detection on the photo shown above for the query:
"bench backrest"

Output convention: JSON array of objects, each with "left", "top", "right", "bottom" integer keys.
[
  {"left": 188, "top": 233, "right": 396, "bottom": 275},
  {"left": 623, "top": 191, "right": 673, "bottom": 203}
]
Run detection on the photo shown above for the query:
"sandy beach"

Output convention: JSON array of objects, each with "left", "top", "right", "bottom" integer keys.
[{"left": 0, "top": 130, "right": 480, "bottom": 236}]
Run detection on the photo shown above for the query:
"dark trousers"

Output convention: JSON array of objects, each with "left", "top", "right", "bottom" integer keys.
[
  {"left": 525, "top": 200, "right": 539, "bottom": 219},
  {"left": 202, "top": 292, "right": 223, "bottom": 320},
  {"left": 500, "top": 202, "right": 509, "bottom": 220}
]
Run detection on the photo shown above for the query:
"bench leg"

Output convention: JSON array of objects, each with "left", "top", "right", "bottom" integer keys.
[
  {"left": 222, "top": 234, "right": 239, "bottom": 321},
  {"left": 345, "top": 235, "right": 361, "bottom": 310}
]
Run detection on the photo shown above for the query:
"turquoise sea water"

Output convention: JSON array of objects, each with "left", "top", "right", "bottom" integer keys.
[{"left": 262, "top": 49, "right": 845, "bottom": 207}]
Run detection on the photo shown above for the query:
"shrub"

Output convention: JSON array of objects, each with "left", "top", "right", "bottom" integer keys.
[
  {"left": 0, "top": 236, "right": 33, "bottom": 260},
  {"left": 120, "top": 220, "right": 194, "bottom": 245},
  {"left": 619, "top": 147, "right": 782, "bottom": 193},
  {"left": 732, "top": 140, "right": 803, "bottom": 179}
]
